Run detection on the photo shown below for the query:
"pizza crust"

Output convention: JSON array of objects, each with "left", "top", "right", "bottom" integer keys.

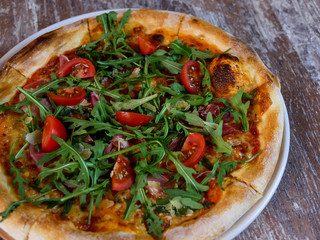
[
  {"left": 6, "top": 20, "right": 90, "bottom": 79},
  {"left": 164, "top": 181, "right": 262, "bottom": 240},
  {"left": 0, "top": 64, "right": 27, "bottom": 104},
  {"left": 27, "top": 213, "right": 153, "bottom": 240},
  {"left": 0, "top": 167, "right": 43, "bottom": 240},
  {"left": 88, "top": 9, "right": 184, "bottom": 46}
]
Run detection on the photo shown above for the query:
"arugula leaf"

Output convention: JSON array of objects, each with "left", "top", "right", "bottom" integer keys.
[
  {"left": 191, "top": 48, "right": 214, "bottom": 60},
  {"left": 169, "top": 40, "right": 218, "bottom": 60},
  {"left": 9, "top": 141, "right": 29, "bottom": 199},
  {"left": 0, "top": 199, "right": 26, "bottom": 222},
  {"left": 163, "top": 189, "right": 202, "bottom": 201},
  {"left": 160, "top": 58, "right": 183, "bottom": 74},
  {"left": 51, "top": 135, "right": 90, "bottom": 187},
  {"left": 155, "top": 196, "right": 203, "bottom": 217},
  {"left": 112, "top": 94, "right": 158, "bottom": 111},
  {"left": 205, "top": 122, "right": 233, "bottom": 154},
  {"left": 200, "top": 155, "right": 214, "bottom": 170},
  {"left": 91, "top": 98, "right": 110, "bottom": 122},
  {"left": 230, "top": 89, "right": 250, "bottom": 132},
  {"left": 178, "top": 196, "right": 203, "bottom": 209},
  {"left": 0, "top": 104, "right": 23, "bottom": 114},
  {"left": 169, "top": 40, "right": 192, "bottom": 57},
  {"left": 98, "top": 55, "right": 143, "bottom": 69},
  {"left": 118, "top": 9, "right": 131, "bottom": 31},
  {"left": 140, "top": 188, "right": 164, "bottom": 238},
  {"left": 183, "top": 112, "right": 205, "bottom": 127},
  {"left": 0, "top": 189, "right": 56, "bottom": 222},
  {"left": 123, "top": 174, "right": 146, "bottom": 220},
  {"left": 96, "top": 13, "right": 109, "bottom": 34},
  {"left": 169, "top": 82, "right": 186, "bottom": 94},
  {"left": 165, "top": 149, "right": 209, "bottom": 193},
  {"left": 17, "top": 87, "right": 51, "bottom": 120},
  {"left": 218, "top": 89, "right": 256, "bottom": 132}
]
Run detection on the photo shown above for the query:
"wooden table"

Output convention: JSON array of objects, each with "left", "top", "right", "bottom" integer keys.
[{"left": 0, "top": 0, "right": 319, "bottom": 239}]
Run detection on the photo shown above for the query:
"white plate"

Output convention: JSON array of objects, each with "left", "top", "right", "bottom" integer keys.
[{"left": 0, "top": 9, "right": 290, "bottom": 240}]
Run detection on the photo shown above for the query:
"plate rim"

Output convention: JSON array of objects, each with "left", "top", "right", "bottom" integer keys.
[{"left": 0, "top": 9, "right": 290, "bottom": 240}]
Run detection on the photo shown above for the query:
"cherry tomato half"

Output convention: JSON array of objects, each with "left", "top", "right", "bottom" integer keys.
[
  {"left": 116, "top": 111, "right": 154, "bottom": 127},
  {"left": 57, "top": 58, "right": 96, "bottom": 78},
  {"left": 47, "top": 87, "right": 86, "bottom": 106},
  {"left": 181, "top": 60, "right": 202, "bottom": 94},
  {"left": 112, "top": 155, "right": 135, "bottom": 191},
  {"left": 42, "top": 115, "right": 68, "bottom": 152},
  {"left": 181, "top": 133, "right": 206, "bottom": 167},
  {"left": 138, "top": 36, "right": 157, "bottom": 55}
]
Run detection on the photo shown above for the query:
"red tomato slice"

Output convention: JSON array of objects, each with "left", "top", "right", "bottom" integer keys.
[
  {"left": 116, "top": 111, "right": 154, "bottom": 127},
  {"left": 181, "top": 60, "right": 202, "bottom": 94},
  {"left": 112, "top": 155, "right": 135, "bottom": 191},
  {"left": 47, "top": 87, "right": 86, "bottom": 106},
  {"left": 181, "top": 133, "right": 206, "bottom": 167},
  {"left": 138, "top": 36, "right": 157, "bottom": 55},
  {"left": 57, "top": 58, "right": 96, "bottom": 78},
  {"left": 42, "top": 115, "right": 68, "bottom": 152}
]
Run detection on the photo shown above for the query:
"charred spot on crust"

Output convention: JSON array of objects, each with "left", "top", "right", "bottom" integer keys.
[
  {"left": 211, "top": 64, "right": 236, "bottom": 94},
  {"left": 152, "top": 34, "right": 164, "bottom": 43}
]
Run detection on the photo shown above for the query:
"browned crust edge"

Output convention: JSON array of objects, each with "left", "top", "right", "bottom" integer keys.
[
  {"left": 0, "top": 64, "right": 27, "bottom": 104},
  {"left": 6, "top": 19, "right": 90, "bottom": 79},
  {"left": 88, "top": 9, "right": 184, "bottom": 46},
  {"left": 0, "top": 167, "right": 43, "bottom": 240},
  {"left": 27, "top": 213, "right": 153, "bottom": 240},
  {"left": 164, "top": 181, "right": 262, "bottom": 240}
]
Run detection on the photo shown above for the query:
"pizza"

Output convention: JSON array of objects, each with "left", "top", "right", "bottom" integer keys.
[{"left": 0, "top": 9, "right": 283, "bottom": 240}]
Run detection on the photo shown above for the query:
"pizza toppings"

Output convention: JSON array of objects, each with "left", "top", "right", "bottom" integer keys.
[
  {"left": 180, "top": 133, "right": 206, "bottom": 167},
  {"left": 42, "top": 115, "right": 68, "bottom": 152},
  {"left": 48, "top": 87, "right": 86, "bottom": 106},
  {"left": 181, "top": 60, "right": 202, "bottom": 94},
  {"left": 57, "top": 58, "right": 96, "bottom": 78},
  {"left": 138, "top": 36, "right": 157, "bottom": 55},
  {"left": 111, "top": 155, "right": 135, "bottom": 191},
  {"left": 116, "top": 111, "right": 154, "bottom": 127},
  {"left": 0, "top": 10, "right": 264, "bottom": 238}
]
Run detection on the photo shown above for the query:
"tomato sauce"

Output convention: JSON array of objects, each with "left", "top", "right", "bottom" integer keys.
[{"left": 27, "top": 48, "right": 78, "bottom": 83}]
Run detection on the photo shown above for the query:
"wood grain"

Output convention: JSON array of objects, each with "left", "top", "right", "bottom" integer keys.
[{"left": 0, "top": 0, "right": 319, "bottom": 239}]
